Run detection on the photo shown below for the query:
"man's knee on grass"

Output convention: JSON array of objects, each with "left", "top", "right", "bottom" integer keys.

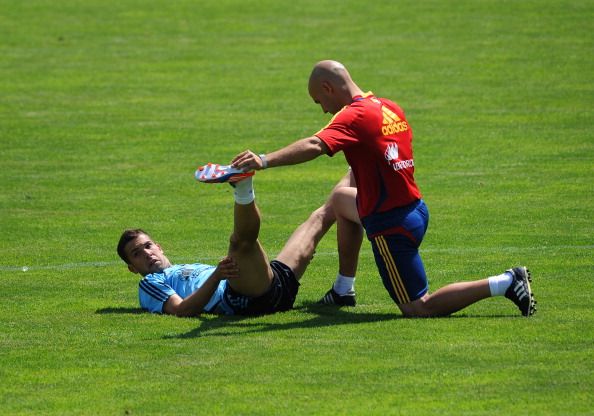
[{"left": 398, "top": 295, "right": 448, "bottom": 318}]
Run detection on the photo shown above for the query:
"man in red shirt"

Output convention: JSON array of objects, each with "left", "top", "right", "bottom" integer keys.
[{"left": 214, "top": 60, "right": 536, "bottom": 317}]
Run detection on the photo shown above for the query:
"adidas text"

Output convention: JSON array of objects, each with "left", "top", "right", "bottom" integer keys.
[{"left": 382, "top": 120, "right": 409, "bottom": 136}]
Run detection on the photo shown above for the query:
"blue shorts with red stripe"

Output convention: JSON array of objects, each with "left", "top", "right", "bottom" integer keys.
[{"left": 363, "top": 199, "right": 429, "bottom": 305}]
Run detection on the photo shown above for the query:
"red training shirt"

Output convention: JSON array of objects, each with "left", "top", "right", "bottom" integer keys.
[{"left": 315, "top": 92, "right": 422, "bottom": 220}]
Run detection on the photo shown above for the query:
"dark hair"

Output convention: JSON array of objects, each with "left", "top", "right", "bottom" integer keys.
[{"left": 117, "top": 229, "right": 149, "bottom": 264}]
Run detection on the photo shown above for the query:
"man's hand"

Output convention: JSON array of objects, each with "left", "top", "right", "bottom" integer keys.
[
  {"left": 231, "top": 150, "right": 264, "bottom": 171},
  {"left": 212, "top": 256, "right": 240, "bottom": 280}
]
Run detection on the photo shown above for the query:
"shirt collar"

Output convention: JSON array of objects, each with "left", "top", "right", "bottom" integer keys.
[{"left": 352, "top": 91, "right": 374, "bottom": 101}]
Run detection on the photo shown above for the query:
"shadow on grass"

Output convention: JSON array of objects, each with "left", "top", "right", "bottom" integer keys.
[
  {"left": 96, "top": 304, "right": 522, "bottom": 340},
  {"left": 96, "top": 307, "right": 145, "bottom": 314},
  {"left": 162, "top": 301, "right": 403, "bottom": 339}
]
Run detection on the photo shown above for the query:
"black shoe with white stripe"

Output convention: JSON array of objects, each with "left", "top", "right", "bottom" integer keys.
[
  {"left": 318, "top": 288, "right": 356, "bottom": 307},
  {"left": 504, "top": 266, "right": 536, "bottom": 317}
]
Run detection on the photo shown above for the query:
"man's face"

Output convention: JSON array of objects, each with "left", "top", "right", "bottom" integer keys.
[
  {"left": 308, "top": 82, "right": 343, "bottom": 115},
  {"left": 123, "top": 234, "right": 170, "bottom": 276}
]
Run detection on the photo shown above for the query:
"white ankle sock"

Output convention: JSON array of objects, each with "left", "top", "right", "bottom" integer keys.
[
  {"left": 488, "top": 272, "right": 513, "bottom": 296},
  {"left": 333, "top": 274, "right": 355, "bottom": 295},
  {"left": 233, "top": 177, "right": 254, "bottom": 205}
]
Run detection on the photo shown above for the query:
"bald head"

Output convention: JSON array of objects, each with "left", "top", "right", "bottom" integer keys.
[
  {"left": 308, "top": 60, "right": 363, "bottom": 114},
  {"left": 309, "top": 60, "right": 351, "bottom": 85}
]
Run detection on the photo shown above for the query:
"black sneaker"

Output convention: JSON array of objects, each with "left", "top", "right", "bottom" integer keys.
[
  {"left": 504, "top": 266, "right": 536, "bottom": 317},
  {"left": 318, "top": 288, "right": 356, "bottom": 307}
]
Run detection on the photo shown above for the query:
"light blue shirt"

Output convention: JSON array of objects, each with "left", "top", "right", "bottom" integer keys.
[{"left": 138, "top": 264, "right": 233, "bottom": 314}]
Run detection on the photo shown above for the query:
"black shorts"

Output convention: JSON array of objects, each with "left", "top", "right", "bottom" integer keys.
[{"left": 222, "top": 260, "right": 300, "bottom": 316}]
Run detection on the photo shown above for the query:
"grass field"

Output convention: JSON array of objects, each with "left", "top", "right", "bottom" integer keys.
[{"left": 1, "top": 0, "right": 592, "bottom": 414}]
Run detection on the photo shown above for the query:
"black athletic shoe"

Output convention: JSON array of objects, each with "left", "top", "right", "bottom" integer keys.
[
  {"left": 504, "top": 266, "right": 536, "bottom": 317},
  {"left": 318, "top": 288, "right": 356, "bottom": 307}
]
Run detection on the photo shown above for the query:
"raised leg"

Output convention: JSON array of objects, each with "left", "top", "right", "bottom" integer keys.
[{"left": 226, "top": 201, "right": 274, "bottom": 297}]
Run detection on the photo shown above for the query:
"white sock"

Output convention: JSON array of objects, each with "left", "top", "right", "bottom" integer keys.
[
  {"left": 333, "top": 273, "right": 355, "bottom": 295},
  {"left": 488, "top": 272, "right": 513, "bottom": 296},
  {"left": 233, "top": 177, "right": 254, "bottom": 205}
]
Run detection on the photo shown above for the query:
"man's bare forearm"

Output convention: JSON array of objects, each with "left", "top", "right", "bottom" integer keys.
[
  {"left": 266, "top": 136, "right": 329, "bottom": 168},
  {"left": 163, "top": 257, "right": 239, "bottom": 317},
  {"left": 164, "top": 274, "right": 223, "bottom": 317},
  {"left": 232, "top": 136, "right": 329, "bottom": 171}
]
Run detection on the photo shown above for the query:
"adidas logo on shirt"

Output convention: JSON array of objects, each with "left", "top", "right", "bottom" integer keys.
[{"left": 381, "top": 106, "right": 409, "bottom": 136}]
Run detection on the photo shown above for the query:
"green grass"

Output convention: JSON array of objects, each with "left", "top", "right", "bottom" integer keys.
[{"left": 1, "top": 0, "right": 593, "bottom": 414}]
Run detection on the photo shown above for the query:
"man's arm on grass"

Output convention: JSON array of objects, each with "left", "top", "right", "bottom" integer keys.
[{"left": 163, "top": 257, "right": 239, "bottom": 317}]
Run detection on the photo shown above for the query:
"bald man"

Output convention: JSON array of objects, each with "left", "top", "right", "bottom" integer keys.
[{"left": 220, "top": 60, "right": 536, "bottom": 317}]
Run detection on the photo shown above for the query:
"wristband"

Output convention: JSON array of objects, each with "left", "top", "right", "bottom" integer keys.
[{"left": 258, "top": 154, "right": 268, "bottom": 169}]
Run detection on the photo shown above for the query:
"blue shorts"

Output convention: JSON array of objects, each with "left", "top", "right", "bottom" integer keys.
[{"left": 364, "top": 200, "right": 429, "bottom": 305}]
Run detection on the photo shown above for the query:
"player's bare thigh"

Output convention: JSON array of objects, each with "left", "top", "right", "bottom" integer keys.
[
  {"left": 276, "top": 180, "right": 358, "bottom": 280},
  {"left": 275, "top": 206, "right": 325, "bottom": 280},
  {"left": 226, "top": 238, "right": 273, "bottom": 298},
  {"left": 332, "top": 186, "right": 360, "bottom": 224}
]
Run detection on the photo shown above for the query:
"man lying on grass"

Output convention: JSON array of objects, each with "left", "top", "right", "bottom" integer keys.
[{"left": 117, "top": 171, "right": 351, "bottom": 317}]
